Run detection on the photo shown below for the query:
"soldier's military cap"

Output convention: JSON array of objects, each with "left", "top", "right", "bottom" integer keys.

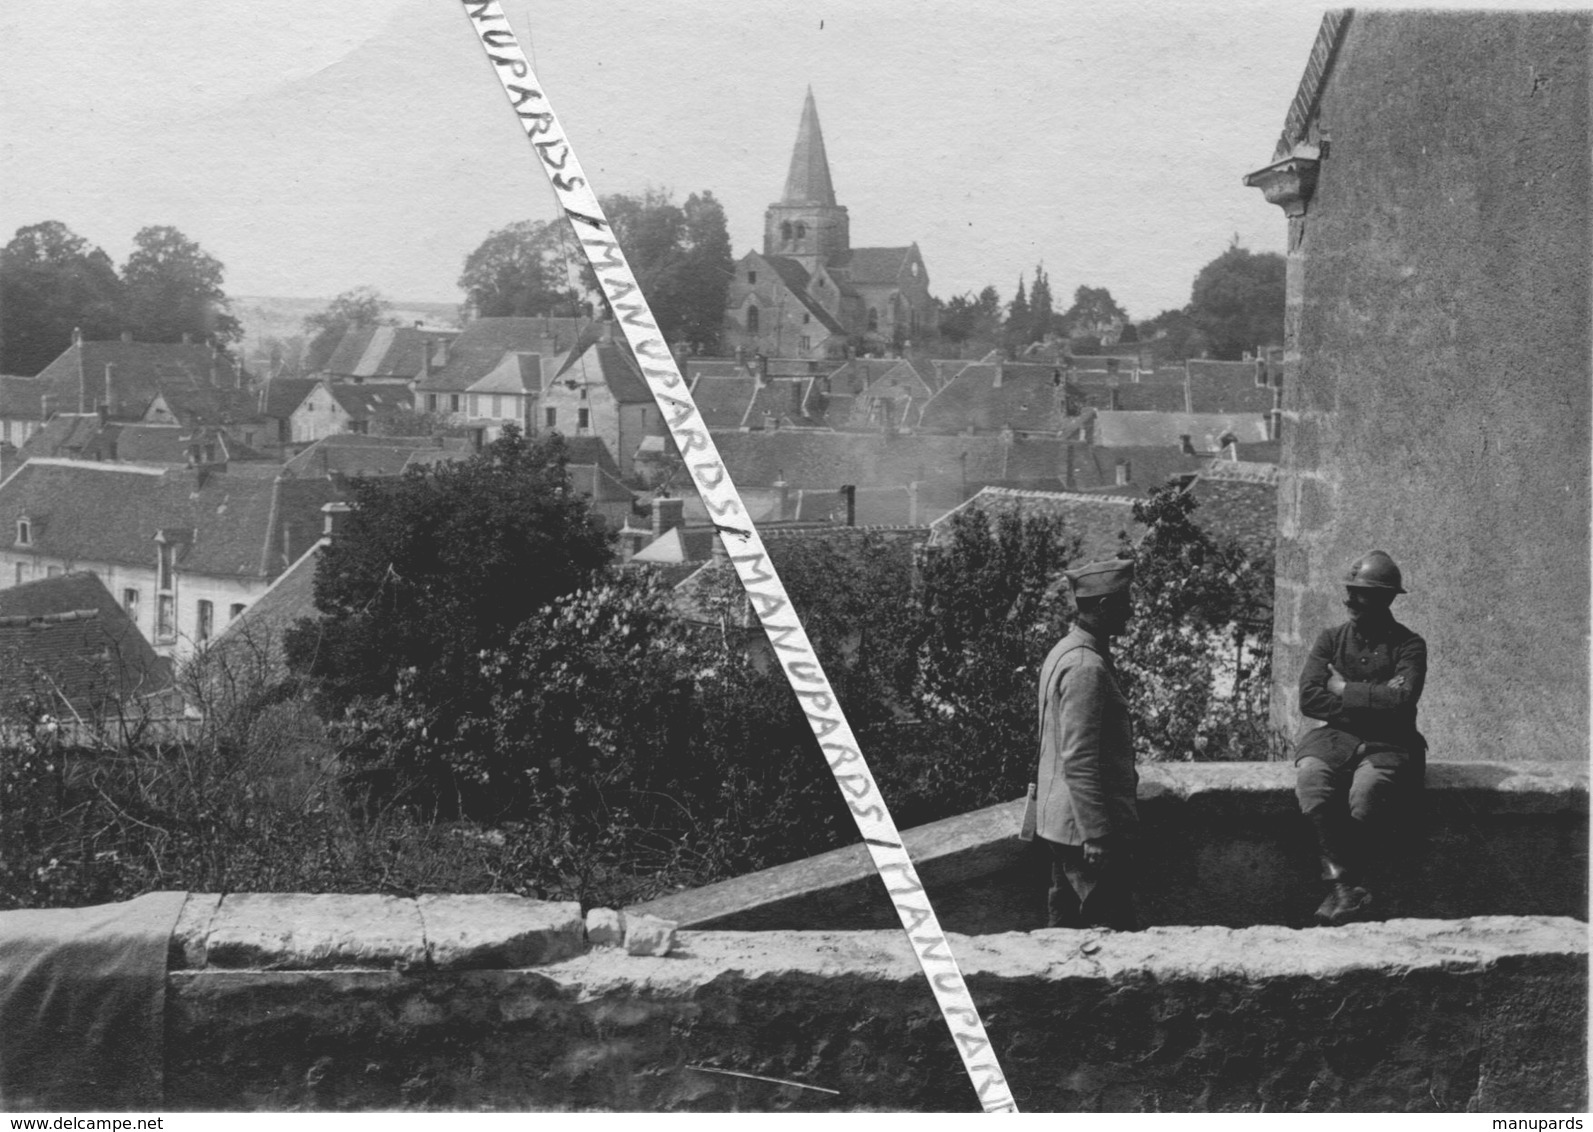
[{"left": 1066, "top": 557, "right": 1135, "bottom": 599}]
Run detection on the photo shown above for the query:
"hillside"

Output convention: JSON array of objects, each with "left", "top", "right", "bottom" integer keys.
[{"left": 232, "top": 295, "right": 463, "bottom": 367}]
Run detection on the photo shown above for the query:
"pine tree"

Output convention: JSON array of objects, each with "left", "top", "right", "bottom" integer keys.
[
  {"left": 1004, "top": 275, "right": 1031, "bottom": 356},
  {"left": 1028, "top": 263, "right": 1055, "bottom": 344}
]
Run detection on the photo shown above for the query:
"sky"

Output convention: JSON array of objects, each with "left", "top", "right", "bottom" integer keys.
[{"left": 0, "top": 1, "right": 1558, "bottom": 324}]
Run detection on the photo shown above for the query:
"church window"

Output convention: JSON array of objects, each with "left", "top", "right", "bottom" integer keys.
[
  {"left": 803, "top": 313, "right": 811, "bottom": 324},
  {"left": 15, "top": 519, "right": 28, "bottom": 546},
  {"left": 795, "top": 222, "right": 807, "bottom": 238},
  {"left": 780, "top": 221, "right": 792, "bottom": 241},
  {"left": 800, "top": 336, "right": 811, "bottom": 352},
  {"left": 748, "top": 270, "right": 757, "bottom": 284},
  {"left": 746, "top": 306, "right": 760, "bottom": 333},
  {"left": 867, "top": 308, "right": 879, "bottom": 332}
]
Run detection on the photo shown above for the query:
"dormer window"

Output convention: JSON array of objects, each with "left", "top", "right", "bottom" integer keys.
[
  {"left": 747, "top": 271, "right": 757, "bottom": 284},
  {"left": 15, "top": 519, "right": 29, "bottom": 546}
]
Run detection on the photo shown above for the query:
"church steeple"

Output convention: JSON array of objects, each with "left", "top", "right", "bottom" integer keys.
[
  {"left": 764, "top": 88, "right": 850, "bottom": 269},
  {"left": 781, "top": 87, "right": 837, "bottom": 206}
]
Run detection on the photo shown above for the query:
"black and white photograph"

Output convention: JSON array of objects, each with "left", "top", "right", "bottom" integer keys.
[{"left": 0, "top": 0, "right": 1586, "bottom": 1117}]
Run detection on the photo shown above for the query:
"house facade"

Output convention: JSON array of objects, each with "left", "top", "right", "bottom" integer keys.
[
  {"left": 1245, "top": 10, "right": 1590, "bottom": 763},
  {"left": 0, "top": 459, "right": 341, "bottom": 662}
]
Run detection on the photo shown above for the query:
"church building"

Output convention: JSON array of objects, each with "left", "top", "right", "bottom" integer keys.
[{"left": 723, "top": 90, "right": 936, "bottom": 359}]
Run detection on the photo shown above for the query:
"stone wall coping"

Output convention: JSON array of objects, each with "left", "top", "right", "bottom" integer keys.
[
  {"left": 173, "top": 892, "right": 585, "bottom": 972},
  {"left": 631, "top": 760, "right": 1587, "bottom": 927},
  {"left": 163, "top": 915, "right": 1586, "bottom": 985}
]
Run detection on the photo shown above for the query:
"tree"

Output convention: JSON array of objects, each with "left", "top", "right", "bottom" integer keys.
[
  {"left": 0, "top": 222, "right": 125, "bottom": 375},
  {"left": 119, "top": 226, "right": 242, "bottom": 346},
  {"left": 303, "top": 286, "right": 395, "bottom": 372},
  {"left": 1116, "top": 484, "right": 1275, "bottom": 761},
  {"left": 586, "top": 188, "right": 734, "bottom": 350},
  {"left": 674, "top": 191, "right": 734, "bottom": 352},
  {"left": 1187, "top": 242, "right": 1285, "bottom": 360},
  {"left": 283, "top": 427, "right": 612, "bottom": 815},
  {"left": 1004, "top": 276, "right": 1031, "bottom": 355},
  {"left": 1138, "top": 307, "right": 1208, "bottom": 360},
  {"left": 458, "top": 219, "right": 584, "bottom": 320},
  {"left": 911, "top": 507, "right": 1082, "bottom": 803},
  {"left": 1028, "top": 263, "right": 1056, "bottom": 344},
  {"left": 1061, "top": 285, "right": 1128, "bottom": 338},
  {"left": 937, "top": 285, "right": 1003, "bottom": 349}
]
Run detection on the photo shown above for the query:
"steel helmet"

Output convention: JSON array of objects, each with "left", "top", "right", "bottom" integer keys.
[{"left": 1344, "top": 549, "right": 1406, "bottom": 593}]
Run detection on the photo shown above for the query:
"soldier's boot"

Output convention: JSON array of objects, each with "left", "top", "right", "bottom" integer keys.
[{"left": 1313, "top": 857, "right": 1372, "bottom": 925}]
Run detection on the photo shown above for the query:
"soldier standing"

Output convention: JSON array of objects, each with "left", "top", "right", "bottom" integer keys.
[
  {"left": 1034, "top": 558, "right": 1139, "bottom": 930},
  {"left": 1295, "top": 550, "right": 1428, "bottom": 925}
]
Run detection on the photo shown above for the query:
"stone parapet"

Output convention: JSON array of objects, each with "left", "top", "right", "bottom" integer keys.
[
  {"left": 163, "top": 916, "right": 1587, "bottom": 1112},
  {"left": 631, "top": 761, "right": 1587, "bottom": 932},
  {"left": 171, "top": 892, "right": 585, "bottom": 972}
]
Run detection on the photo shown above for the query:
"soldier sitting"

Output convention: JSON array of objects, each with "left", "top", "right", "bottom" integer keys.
[{"left": 1294, "top": 550, "right": 1427, "bottom": 926}]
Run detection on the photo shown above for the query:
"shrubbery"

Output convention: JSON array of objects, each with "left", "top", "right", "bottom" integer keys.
[{"left": 1, "top": 442, "right": 1276, "bottom": 910}]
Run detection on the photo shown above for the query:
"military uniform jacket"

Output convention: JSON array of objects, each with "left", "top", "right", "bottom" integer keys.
[
  {"left": 1296, "top": 618, "right": 1427, "bottom": 770},
  {"left": 1034, "top": 627, "right": 1138, "bottom": 846}
]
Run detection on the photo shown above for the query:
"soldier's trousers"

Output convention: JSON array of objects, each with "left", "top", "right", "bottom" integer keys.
[
  {"left": 1296, "top": 755, "right": 1406, "bottom": 880},
  {"left": 1045, "top": 840, "right": 1138, "bottom": 930}
]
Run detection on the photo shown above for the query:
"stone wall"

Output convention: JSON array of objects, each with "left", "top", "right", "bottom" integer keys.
[
  {"left": 633, "top": 761, "right": 1587, "bottom": 934},
  {"left": 1263, "top": 12, "right": 1591, "bottom": 762},
  {"left": 162, "top": 901, "right": 1587, "bottom": 1112}
]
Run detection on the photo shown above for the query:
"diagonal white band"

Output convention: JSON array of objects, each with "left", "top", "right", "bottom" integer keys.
[{"left": 457, "top": 0, "right": 1017, "bottom": 1112}]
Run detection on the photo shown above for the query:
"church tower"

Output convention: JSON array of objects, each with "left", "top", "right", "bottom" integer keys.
[{"left": 763, "top": 88, "right": 850, "bottom": 272}]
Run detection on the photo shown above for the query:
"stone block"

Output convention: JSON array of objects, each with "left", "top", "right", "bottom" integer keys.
[
  {"left": 204, "top": 893, "right": 426, "bottom": 970},
  {"left": 169, "top": 892, "right": 222, "bottom": 970},
  {"left": 417, "top": 894, "right": 584, "bottom": 970},
  {"left": 623, "top": 914, "right": 677, "bottom": 957},
  {"left": 586, "top": 907, "right": 626, "bottom": 948}
]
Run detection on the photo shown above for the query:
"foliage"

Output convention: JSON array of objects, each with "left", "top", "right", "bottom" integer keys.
[
  {"left": 1027, "top": 263, "right": 1056, "bottom": 344},
  {"left": 909, "top": 507, "right": 1081, "bottom": 806},
  {"left": 284, "top": 426, "right": 612, "bottom": 816},
  {"left": 1004, "top": 276, "right": 1030, "bottom": 356},
  {"left": 937, "top": 286, "right": 1003, "bottom": 347},
  {"left": 369, "top": 408, "right": 474, "bottom": 439},
  {"left": 119, "top": 225, "right": 242, "bottom": 346},
  {"left": 1187, "top": 242, "right": 1285, "bottom": 360},
  {"left": 0, "top": 222, "right": 125, "bottom": 375},
  {"left": 1116, "top": 484, "right": 1275, "bottom": 761},
  {"left": 1061, "top": 285, "right": 1128, "bottom": 337},
  {"left": 1138, "top": 307, "right": 1208, "bottom": 360},
  {"left": 458, "top": 219, "right": 584, "bottom": 320},
  {"left": 585, "top": 189, "right": 734, "bottom": 352},
  {"left": 302, "top": 286, "right": 395, "bottom": 371}
]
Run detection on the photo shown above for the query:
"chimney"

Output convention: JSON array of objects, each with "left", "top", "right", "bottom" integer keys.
[
  {"left": 774, "top": 472, "right": 791, "bottom": 520},
  {"left": 1115, "top": 460, "right": 1131, "bottom": 488},
  {"left": 1180, "top": 433, "right": 1196, "bottom": 456},
  {"left": 182, "top": 332, "right": 191, "bottom": 345},
  {"left": 993, "top": 360, "right": 1004, "bottom": 389},
  {"left": 422, "top": 339, "right": 432, "bottom": 380},
  {"left": 756, "top": 353, "right": 768, "bottom": 381},
  {"left": 840, "top": 484, "right": 856, "bottom": 527},
  {"left": 651, "top": 495, "right": 685, "bottom": 540},
  {"left": 763, "top": 409, "right": 779, "bottom": 432},
  {"left": 72, "top": 327, "right": 82, "bottom": 347},
  {"left": 414, "top": 320, "right": 423, "bottom": 329},
  {"left": 321, "top": 501, "right": 351, "bottom": 541},
  {"left": 120, "top": 331, "right": 132, "bottom": 344}
]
